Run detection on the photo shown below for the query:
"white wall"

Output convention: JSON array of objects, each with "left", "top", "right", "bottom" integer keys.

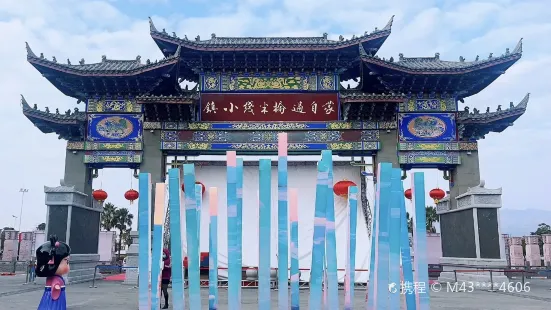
[
  {"left": 98, "top": 231, "right": 116, "bottom": 262},
  {"left": 177, "top": 162, "right": 373, "bottom": 283}
]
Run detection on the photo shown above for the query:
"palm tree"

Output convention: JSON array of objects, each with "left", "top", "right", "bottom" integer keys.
[
  {"left": 101, "top": 203, "right": 117, "bottom": 231},
  {"left": 406, "top": 206, "right": 439, "bottom": 233},
  {"left": 113, "top": 208, "right": 134, "bottom": 259}
]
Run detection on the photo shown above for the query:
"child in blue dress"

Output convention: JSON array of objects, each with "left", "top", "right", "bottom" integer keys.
[{"left": 35, "top": 235, "right": 71, "bottom": 310}]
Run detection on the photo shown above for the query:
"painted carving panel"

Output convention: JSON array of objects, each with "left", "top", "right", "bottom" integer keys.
[
  {"left": 83, "top": 151, "right": 142, "bottom": 164},
  {"left": 161, "top": 130, "right": 379, "bottom": 143},
  {"left": 87, "top": 99, "right": 142, "bottom": 113},
  {"left": 398, "top": 113, "right": 456, "bottom": 142},
  {"left": 399, "top": 98, "right": 456, "bottom": 112},
  {"left": 87, "top": 114, "right": 143, "bottom": 142},
  {"left": 161, "top": 141, "right": 379, "bottom": 152},
  {"left": 202, "top": 73, "right": 338, "bottom": 92},
  {"left": 200, "top": 93, "right": 339, "bottom": 122},
  {"left": 398, "top": 151, "right": 461, "bottom": 164}
]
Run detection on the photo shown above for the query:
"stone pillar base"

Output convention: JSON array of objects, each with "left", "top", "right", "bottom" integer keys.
[
  {"left": 123, "top": 231, "right": 139, "bottom": 286},
  {"left": 67, "top": 254, "right": 100, "bottom": 284},
  {"left": 438, "top": 257, "right": 509, "bottom": 288}
]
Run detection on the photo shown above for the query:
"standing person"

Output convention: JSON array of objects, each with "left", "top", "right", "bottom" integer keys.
[
  {"left": 35, "top": 235, "right": 71, "bottom": 310},
  {"left": 29, "top": 259, "right": 36, "bottom": 283},
  {"left": 161, "top": 248, "right": 171, "bottom": 309}
]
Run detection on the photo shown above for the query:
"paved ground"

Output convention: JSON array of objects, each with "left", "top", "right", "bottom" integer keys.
[{"left": 1, "top": 274, "right": 550, "bottom": 309}]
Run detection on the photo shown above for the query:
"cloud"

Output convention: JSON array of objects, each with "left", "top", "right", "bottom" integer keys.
[{"left": 0, "top": 0, "right": 549, "bottom": 231}]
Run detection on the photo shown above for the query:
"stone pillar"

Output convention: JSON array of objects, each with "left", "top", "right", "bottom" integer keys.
[
  {"left": 543, "top": 234, "right": 551, "bottom": 267},
  {"left": 508, "top": 237, "right": 524, "bottom": 267},
  {"left": 123, "top": 231, "right": 139, "bottom": 286},
  {"left": 524, "top": 235, "right": 541, "bottom": 267},
  {"left": 140, "top": 130, "right": 164, "bottom": 224},
  {"left": 18, "top": 232, "right": 34, "bottom": 262},
  {"left": 63, "top": 149, "right": 93, "bottom": 198},
  {"left": 2, "top": 230, "right": 19, "bottom": 261},
  {"left": 375, "top": 129, "right": 399, "bottom": 168},
  {"left": 44, "top": 183, "right": 102, "bottom": 283},
  {"left": 436, "top": 181, "right": 508, "bottom": 284},
  {"left": 449, "top": 151, "right": 481, "bottom": 210}
]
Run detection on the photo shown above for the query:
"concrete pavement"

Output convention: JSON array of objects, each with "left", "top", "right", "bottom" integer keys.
[{"left": 0, "top": 275, "right": 550, "bottom": 309}]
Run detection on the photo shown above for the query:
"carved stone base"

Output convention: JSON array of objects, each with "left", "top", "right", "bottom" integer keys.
[{"left": 67, "top": 254, "right": 100, "bottom": 284}]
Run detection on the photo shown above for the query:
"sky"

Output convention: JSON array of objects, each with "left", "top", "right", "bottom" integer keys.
[{"left": 0, "top": 0, "right": 550, "bottom": 232}]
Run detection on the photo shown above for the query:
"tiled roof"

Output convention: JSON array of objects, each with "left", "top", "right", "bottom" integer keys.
[
  {"left": 361, "top": 38, "right": 523, "bottom": 73},
  {"left": 21, "top": 95, "right": 86, "bottom": 123},
  {"left": 149, "top": 16, "right": 393, "bottom": 51},
  {"left": 339, "top": 91, "right": 406, "bottom": 102},
  {"left": 25, "top": 42, "right": 180, "bottom": 76},
  {"left": 458, "top": 93, "right": 529, "bottom": 123},
  {"left": 136, "top": 93, "right": 199, "bottom": 104}
]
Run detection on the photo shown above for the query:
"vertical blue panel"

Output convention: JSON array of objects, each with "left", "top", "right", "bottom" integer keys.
[
  {"left": 290, "top": 191, "right": 299, "bottom": 310},
  {"left": 236, "top": 158, "right": 244, "bottom": 304},
  {"left": 138, "top": 173, "right": 152, "bottom": 310},
  {"left": 195, "top": 184, "right": 202, "bottom": 256},
  {"left": 183, "top": 164, "right": 201, "bottom": 310},
  {"left": 372, "top": 163, "right": 393, "bottom": 310},
  {"left": 308, "top": 161, "right": 328, "bottom": 310},
  {"left": 226, "top": 153, "right": 239, "bottom": 310},
  {"left": 151, "top": 223, "right": 164, "bottom": 310},
  {"left": 400, "top": 181, "right": 417, "bottom": 310},
  {"left": 321, "top": 150, "right": 338, "bottom": 310},
  {"left": 209, "top": 189, "right": 219, "bottom": 310},
  {"left": 344, "top": 186, "right": 358, "bottom": 310},
  {"left": 258, "top": 159, "right": 272, "bottom": 310},
  {"left": 388, "top": 169, "right": 403, "bottom": 309},
  {"left": 278, "top": 153, "right": 289, "bottom": 310},
  {"left": 366, "top": 170, "right": 378, "bottom": 310},
  {"left": 412, "top": 172, "right": 430, "bottom": 310},
  {"left": 168, "top": 169, "right": 185, "bottom": 310}
]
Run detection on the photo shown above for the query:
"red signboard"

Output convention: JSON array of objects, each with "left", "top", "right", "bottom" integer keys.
[{"left": 200, "top": 93, "right": 339, "bottom": 122}]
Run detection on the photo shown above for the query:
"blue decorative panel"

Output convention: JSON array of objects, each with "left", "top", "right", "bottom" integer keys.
[
  {"left": 398, "top": 113, "right": 456, "bottom": 142},
  {"left": 87, "top": 114, "right": 143, "bottom": 142}
]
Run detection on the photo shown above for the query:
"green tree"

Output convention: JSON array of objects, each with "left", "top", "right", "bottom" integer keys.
[
  {"left": 406, "top": 212, "right": 413, "bottom": 234},
  {"left": 406, "top": 206, "right": 439, "bottom": 233},
  {"left": 425, "top": 206, "right": 439, "bottom": 233},
  {"left": 113, "top": 208, "right": 134, "bottom": 259},
  {"left": 36, "top": 223, "right": 46, "bottom": 231},
  {"left": 530, "top": 223, "right": 551, "bottom": 255},
  {"left": 101, "top": 202, "right": 117, "bottom": 231}
]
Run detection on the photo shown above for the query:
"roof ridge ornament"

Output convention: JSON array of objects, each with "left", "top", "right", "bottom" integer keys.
[
  {"left": 512, "top": 38, "right": 523, "bottom": 54},
  {"left": 148, "top": 17, "right": 158, "bottom": 33},
  {"left": 20, "top": 94, "right": 30, "bottom": 108},
  {"left": 516, "top": 93, "right": 530, "bottom": 109},
  {"left": 382, "top": 15, "right": 395, "bottom": 31},
  {"left": 25, "top": 42, "right": 37, "bottom": 58}
]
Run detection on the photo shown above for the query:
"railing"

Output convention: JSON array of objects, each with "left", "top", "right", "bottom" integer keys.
[{"left": 88, "top": 264, "right": 551, "bottom": 293}]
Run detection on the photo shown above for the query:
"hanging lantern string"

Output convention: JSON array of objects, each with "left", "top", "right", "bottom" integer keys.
[
  {"left": 129, "top": 169, "right": 133, "bottom": 189},
  {"left": 100, "top": 169, "right": 104, "bottom": 189}
]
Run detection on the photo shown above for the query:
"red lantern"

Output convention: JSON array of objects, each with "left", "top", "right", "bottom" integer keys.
[
  {"left": 124, "top": 189, "right": 139, "bottom": 204},
  {"left": 429, "top": 188, "right": 446, "bottom": 203},
  {"left": 333, "top": 180, "right": 357, "bottom": 197},
  {"left": 92, "top": 189, "right": 108, "bottom": 203},
  {"left": 181, "top": 181, "right": 206, "bottom": 195},
  {"left": 404, "top": 188, "right": 412, "bottom": 200}
]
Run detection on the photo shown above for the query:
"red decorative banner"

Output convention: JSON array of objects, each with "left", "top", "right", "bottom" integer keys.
[{"left": 200, "top": 93, "right": 339, "bottom": 122}]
